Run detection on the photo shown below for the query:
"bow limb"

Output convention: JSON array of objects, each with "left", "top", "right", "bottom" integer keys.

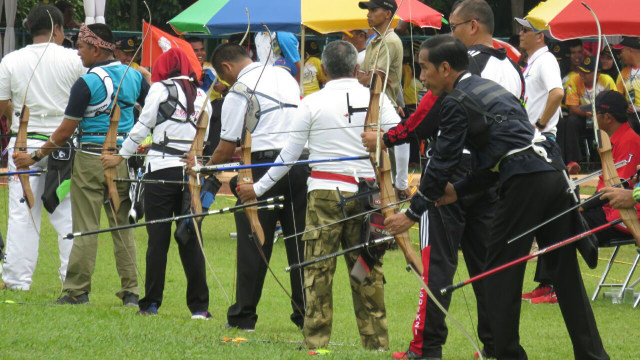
[
  {"left": 103, "top": 105, "right": 122, "bottom": 211},
  {"left": 236, "top": 21, "right": 274, "bottom": 248},
  {"left": 583, "top": 3, "right": 640, "bottom": 247},
  {"left": 238, "top": 129, "right": 265, "bottom": 246},
  {"left": 187, "top": 97, "right": 232, "bottom": 304},
  {"left": 104, "top": 1, "right": 151, "bottom": 212}
]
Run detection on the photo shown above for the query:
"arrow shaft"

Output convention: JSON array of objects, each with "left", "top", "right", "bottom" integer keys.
[
  {"left": 0, "top": 169, "right": 46, "bottom": 176},
  {"left": 442, "top": 219, "right": 622, "bottom": 295},
  {"left": 65, "top": 196, "right": 284, "bottom": 239},
  {"left": 506, "top": 176, "right": 631, "bottom": 245},
  {"left": 286, "top": 235, "right": 394, "bottom": 272}
]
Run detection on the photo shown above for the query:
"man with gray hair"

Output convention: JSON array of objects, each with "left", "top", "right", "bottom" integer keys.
[{"left": 237, "top": 40, "right": 409, "bottom": 350}]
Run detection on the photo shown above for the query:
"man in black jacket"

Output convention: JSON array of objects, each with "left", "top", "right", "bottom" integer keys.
[
  {"left": 385, "top": 35, "right": 609, "bottom": 360},
  {"left": 375, "top": 1, "right": 522, "bottom": 358}
]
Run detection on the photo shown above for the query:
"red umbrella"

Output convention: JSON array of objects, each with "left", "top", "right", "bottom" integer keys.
[
  {"left": 527, "top": 0, "right": 640, "bottom": 40},
  {"left": 395, "top": 0, "right": 443, "bottom": 29}
]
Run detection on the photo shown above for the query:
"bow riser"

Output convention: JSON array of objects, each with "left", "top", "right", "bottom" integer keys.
[
  {"left": 597, "top": 129, "right": 640, "bottom": 246},
  {"left": 188, "top": 107, "right": 210, "bottom": 219},
  {"left": 103, "top": 104, "right": 121, "bottom": 211},
  {"left": 238, "top": 129, "right": 265, "bottom": 246},
  {"left": 16, "top": 105, "right": 34, "bottom": 208}
]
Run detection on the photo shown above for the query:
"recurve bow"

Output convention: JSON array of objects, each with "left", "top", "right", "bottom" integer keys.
[
  {"left": 15, "top": 11, "right": 55, "bottom": 209},
  {"left": 364, "top": 70, "right": 423, "bottom": 275},
  {"left": 584, "top": 3, "right": 640, "bottom": 247}
]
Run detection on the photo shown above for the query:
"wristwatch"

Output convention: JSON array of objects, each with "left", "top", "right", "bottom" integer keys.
[
  {"left": 30, "top": 150, "right": 43, "bottom": 162},
  {"left": 535, "top": 119, "right": 545, "bottom": 130}
]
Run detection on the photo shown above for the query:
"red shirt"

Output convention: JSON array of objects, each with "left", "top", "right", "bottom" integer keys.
[{"left": 596, "top": 122, "right": 640, "bottom": 231}]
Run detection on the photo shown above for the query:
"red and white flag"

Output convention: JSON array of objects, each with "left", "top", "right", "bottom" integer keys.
[{"left": 141, "top": 21, "right": 202, "bottom": 80}]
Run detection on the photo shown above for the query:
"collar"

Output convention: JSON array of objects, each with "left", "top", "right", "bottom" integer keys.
[
  {"left": 610, "top": 121, "right": 632, "bottom": 144},
  {"left": 371, "top": 28, "right": 394, "bottom": 42},
  {"left": 237, "top": 62, "right": 261, "bottom": 80},
  {"left": 88, "top": 59, "right": 120, "bottom": 71},
  {"left": 527, "top": 46, "right": 549, "bottom": 65},
  {"left": 324, "top": 78, "right": 361, "bottom": 89},
  {"left": 453, "top": 71, "right": 472, "bottom": 89}
]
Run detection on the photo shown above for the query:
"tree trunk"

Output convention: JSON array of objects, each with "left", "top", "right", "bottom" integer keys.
[
  {"left": 129, "top": 0, "right": 139, "bottom": 30},
  {"left": 511, "top": 0, "right": 524, "bottom": 34}
]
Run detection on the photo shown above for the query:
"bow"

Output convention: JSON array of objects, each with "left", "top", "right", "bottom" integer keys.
[
  {"left": 101, "top": 1, "right": 152, "bottom": 285},
  {"left": 15, "top": 11, "right": 55, "bottom": 210},
  {"left": 236, "top": 20, "right": 270, "bottom": 247},
  {"left": 186, "top": 86, "right": 232, "bottom": 304},
  {"left": 364, "top": 8, "right": 484, "bottom": 357},
  {"left": 364, "top": 70, "right": 423, "bottom": 275},
  {"left": 585, "top": 3, "right": 640, "bottom": 247}
]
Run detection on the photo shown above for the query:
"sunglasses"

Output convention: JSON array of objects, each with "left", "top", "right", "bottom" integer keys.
[{"left": 450, "top": 19, "right": 475, "bottom": 32}]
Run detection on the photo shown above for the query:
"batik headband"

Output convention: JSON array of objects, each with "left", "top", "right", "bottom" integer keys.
[{"left": 78, "top": 24, "right": 116, "bottom": 51}]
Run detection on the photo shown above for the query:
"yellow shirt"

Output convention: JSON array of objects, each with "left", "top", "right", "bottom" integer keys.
[
  {"left": 565, "top": 74, "right": 617, "bottom": 106},
  {"left": 303, "top": 56, "right": 326, "bottom": 96},
  {"left": 203, "top": 61, "right": 229, "bottom": 101},
  {"left": 402, "top": 63, "right": 423, "bottom": 106},
  {"left": 616, "top": 66, "right": 640, "bottom": 108}
]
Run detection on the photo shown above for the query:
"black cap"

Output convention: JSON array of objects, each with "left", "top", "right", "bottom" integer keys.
[
  {"left": 359, "top": 0, "right": 398, "bottom": 12},
  {"left": 577, "top": 56, "right": 596, "bottom": 73},
  {"left": 579, "top": 90, "right": 629, "bottom": 114},
  {"left": 116, "top": 36, "right": 137, "bottom": 53},
  {"left": 613, "top": 36, "right": 640, "bottom": 50}
]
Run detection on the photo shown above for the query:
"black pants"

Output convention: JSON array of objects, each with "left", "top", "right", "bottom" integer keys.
[
  {"left": 556, "top": 114, "right": 586, "bottom": 164},
  {"left": 138, "top": 167, "right": 209, "bottom": 313},
  {"left": 413, "top": 189, "right": 496, "bottom": 358},
  {"left": 484, "top": 171, "right": 608, "bottom": 360},
  {"left": 226, "top": 154, "right": 309, "bottom": 329}
]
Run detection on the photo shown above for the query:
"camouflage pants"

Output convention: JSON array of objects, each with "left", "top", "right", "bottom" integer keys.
[{"left": 302, "top": 189, "right": 388, "bottom": 350}]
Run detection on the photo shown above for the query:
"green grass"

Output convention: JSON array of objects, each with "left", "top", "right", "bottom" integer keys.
[{"left": 1, "top": 195, "right": 639, "bottom": 359}]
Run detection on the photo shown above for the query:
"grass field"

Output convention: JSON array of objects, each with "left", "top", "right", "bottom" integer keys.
[{"left": 1, "top": 194, "right": 639, "bottom": 359}]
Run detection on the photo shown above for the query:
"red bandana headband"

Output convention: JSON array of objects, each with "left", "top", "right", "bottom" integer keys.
[{"left": 78, "top": 24, "right": 116, "bottom": 51}]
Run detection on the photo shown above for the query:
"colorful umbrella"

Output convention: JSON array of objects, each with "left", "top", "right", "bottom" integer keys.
[
  {"left": 302, "top": 0, "right": 443, "bottom": 34},
  {"left": 169, "top": 0, "right": 442, "bottom": 35},
  {"left": 169, "top": 0, "right": 229, "bottom": 34},
  {"left": 526, "top": 0, "right": 640, "bottom": 40}
]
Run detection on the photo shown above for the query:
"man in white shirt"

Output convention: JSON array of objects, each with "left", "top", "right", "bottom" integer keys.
[
  {"left": 0, "top": 5, "right": 85, "bottom": 291},
  {"left": 516, "top": 17, "right": 564, "bottom": 136},
  {"left": 342, "top": 29, "right": 368, "bottom": 67},
  {"left": 197, "top": 43, "right": 307, "bottom": 331},
  {"left": 238, "top": 40, "right": 408, "bottom": 350}
]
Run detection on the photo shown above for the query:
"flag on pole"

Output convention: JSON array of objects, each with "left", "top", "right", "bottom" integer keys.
[{"left": 141, "top": 21, "right": 202, "bottom": 80}]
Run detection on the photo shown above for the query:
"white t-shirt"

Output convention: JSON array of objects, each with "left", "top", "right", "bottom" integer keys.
[
  {"left": 255, "top": 32, "right": 276, "bottom": 67},
  {"left": 470, "top": 50, "right": 523, "bottom": 98},
  {"left": 0, "top": 43, "right": 86, "bottom": 135},
  {"left": 220, "top": 62, "right": 300, "bottom": 152},
  {"left": 357, "top": 49, "right": 366, "bottom": 67},
  {"left": 120, "top": 77, "right": 212, "bottom": 173},
  {"left": 523, "top": 46, "right": 563, "bottom": 135},
  {"left": 253, "top": 78, "right": 407, "bottom": 196}
]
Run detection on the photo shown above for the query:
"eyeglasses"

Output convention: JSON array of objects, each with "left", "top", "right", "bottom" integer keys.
[
  {"left": 519, "top": 27, "right": 533, "bottom": 34},
  {"left": 450, "top": 19, "right": 475, "bottom": 32}
]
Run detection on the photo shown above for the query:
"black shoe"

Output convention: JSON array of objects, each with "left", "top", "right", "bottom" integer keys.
[
  {"left": 122, "top": 292, "right": 139, "bottom": 307},
  {"left": 56, "top": 293, "right": 89, "bottom": 305},
  {"left": 223, "top": 322, "right": 255, "bottom": 332}
]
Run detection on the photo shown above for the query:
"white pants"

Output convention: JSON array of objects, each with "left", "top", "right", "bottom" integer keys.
[{"left": 2, "top": 138, "right": 73, "bottom": 290}]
